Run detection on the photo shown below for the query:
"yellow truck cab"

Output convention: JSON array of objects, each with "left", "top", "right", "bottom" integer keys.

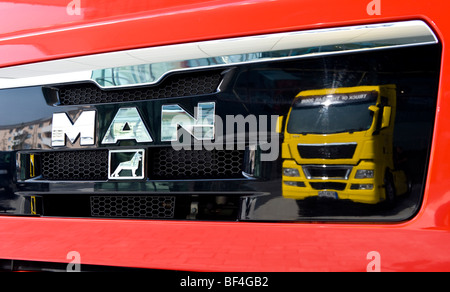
[{"left": 280, "top": 85, "right": 409, "bottom": 205}]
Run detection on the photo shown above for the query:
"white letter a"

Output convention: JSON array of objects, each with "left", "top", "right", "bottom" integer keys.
[
  {"left": 366, "top": 251, "right": 381, "bottom": 272},
  {"left": 367, "top": 0, "right": 381, "bottom": 16},
  {"left": 102, "top": 107, "right": 153, "bottom": 144},
  {"left": 67, "top": 0, "right": 81, "bottom": 16}
]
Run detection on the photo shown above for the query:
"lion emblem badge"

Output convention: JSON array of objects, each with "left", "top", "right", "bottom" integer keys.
[{"left": 108, "top": 149, "right": 145, "bottom": 180}]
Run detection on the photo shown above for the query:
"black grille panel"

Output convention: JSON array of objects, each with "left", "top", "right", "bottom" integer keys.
[
  {"left": 56, "top": 70, "right": 222, "bottom": 105},
  {"left": 41, "top": 150, "right": 108, "bottom": 180},
  {"left": 90, "top": 195, "right": 175, "bottom": 218},
  {"left": 149, "top": 148, "right": 244, "bottom": 179},
  {"left": 310, "top": 182, "right": 347, "bottom": 191},
  {"left": 298, "top": 144, "right": 357, "bottom": 159},
  {"left": 38, "top": 148, "right": 244, "bottom": 181}
]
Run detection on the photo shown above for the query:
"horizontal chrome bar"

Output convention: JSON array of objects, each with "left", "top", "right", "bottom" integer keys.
[
  {"left": 302, "top": 165, "right": 353, "bottom": 180},
  {"left": 0, "top": 20, "right": 438, "bottom": 90},
  {"left": 298, "top": 142, "right": 358, "bottom": 147}
]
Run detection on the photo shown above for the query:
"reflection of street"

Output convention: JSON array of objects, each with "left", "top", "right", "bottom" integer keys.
[
  {"left": 0, "top": 187, "right": 15, "bottom": 213},
  {"left": 0, "top": 118, "right": 52, "bottom": 151},
  {"left": 243, "top": 180, "right": 422, "bottom": 221},
  {"left": 294, "top": 184, "right": 420, "bottom": 219},
  {"left": 0, "top": 151, "right": 16, "bottom": 213}
]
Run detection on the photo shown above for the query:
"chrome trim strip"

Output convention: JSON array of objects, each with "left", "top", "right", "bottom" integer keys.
[
  {"left": 0, "top": 20, "right": 438, "bottom": 90},
  {"left": 302, "top": 165, "right": 353, "bottom": 180},
  {"left": 298, "top": 142, "right": 358, "bottom": 147}
]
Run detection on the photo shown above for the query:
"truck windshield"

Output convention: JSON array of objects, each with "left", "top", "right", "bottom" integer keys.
[{"left": 287, "top": 92, "right": 377, "bottom": 135}]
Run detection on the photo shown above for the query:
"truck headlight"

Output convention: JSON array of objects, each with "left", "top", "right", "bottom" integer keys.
[
  {"left": 350, "top": 184, "right": 374, "bottom": 190},
  {"left": 355, "top": 169, "right": 374, "bottom": 179},
  {"left": 284, "top": 181, "right": 306, "bottom": 187},
  {"left": 283, "top": 168, "right": 300, "bottom": 177}
]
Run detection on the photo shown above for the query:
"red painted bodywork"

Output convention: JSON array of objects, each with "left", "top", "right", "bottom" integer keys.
[{"left": 0, "top": 0, "right": 450, "bottom": 271}]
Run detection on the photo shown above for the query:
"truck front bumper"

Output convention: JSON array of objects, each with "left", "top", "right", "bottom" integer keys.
[{"left": 282, "top": 160, "right": 384, "bottom": 204}]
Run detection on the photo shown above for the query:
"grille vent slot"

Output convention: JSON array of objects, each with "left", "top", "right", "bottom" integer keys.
[
  {"left": 303, "top": 165, "right": 352, "bottom": 180},
  {"left": 298, "top": 144, "right": 357, "bottom": 159},
  {"left": 55, "top": 70, "right": 223, "bottom": 106},
  {"left": 41, "top": 150, "right": 108, "bottom": 180},
  {"left": 149, "top": 148, "right": 244, "bottom": 179},
  {"left": 90, "top": 195, "right": 175, "bottom": 218},
  {"left": 309, "top": 182, "right": 347, "bottom": 191}
]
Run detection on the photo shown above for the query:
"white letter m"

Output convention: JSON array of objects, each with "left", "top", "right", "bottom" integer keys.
[{"left": 51, "top": 111, "right": 96, "bottom": 147}]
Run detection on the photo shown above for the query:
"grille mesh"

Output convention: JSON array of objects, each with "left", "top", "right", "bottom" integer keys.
[
  {"left": 149, "top": 148, "right": 244, "bottom": 179},
  {"left": 309, "top": 182, "right": 347, "bottom": 191},
  {"left": 298, "top": 144, "right": 357, "bottom": 159},
  {"left": 41, "top": 150, "right": 108, "bottom": 180},
  {"left": 303, "top": 166, "right": 351, "bottom": 179},
  {"left": 56, "top": 70, "right": 222, "bottom": 105},
  {"left": 90, "top": 195, "right": 175, "bottom": 218},
  {"left": 39, "top": 148, "right": 244, "bottom": 180}
]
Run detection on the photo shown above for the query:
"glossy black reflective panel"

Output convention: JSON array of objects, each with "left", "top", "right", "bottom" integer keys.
[{"left": 0, "top": 44, "right": 441, "bottom": 221}]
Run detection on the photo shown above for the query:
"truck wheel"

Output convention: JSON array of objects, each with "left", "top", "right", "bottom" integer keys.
[{"left": 384, "top": 170, "right": 396, "bottom": 208}]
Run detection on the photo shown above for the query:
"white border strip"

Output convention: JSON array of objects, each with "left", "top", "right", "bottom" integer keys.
[{"left": 0, "top": 20, "right": 438, "bottom": 90}]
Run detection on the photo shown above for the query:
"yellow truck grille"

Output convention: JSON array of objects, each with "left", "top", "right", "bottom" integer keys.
[{"left": 297, "top": 143, "right": 357, "bottom": 159}]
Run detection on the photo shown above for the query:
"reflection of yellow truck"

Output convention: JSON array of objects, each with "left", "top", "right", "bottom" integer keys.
[{"left": 279, "top": 85, "right": 408, "bottom": 204}]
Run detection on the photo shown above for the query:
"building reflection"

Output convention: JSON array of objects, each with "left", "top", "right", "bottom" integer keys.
[{"left": 0, "top": 118, "right": 52, "bottom": 151}]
